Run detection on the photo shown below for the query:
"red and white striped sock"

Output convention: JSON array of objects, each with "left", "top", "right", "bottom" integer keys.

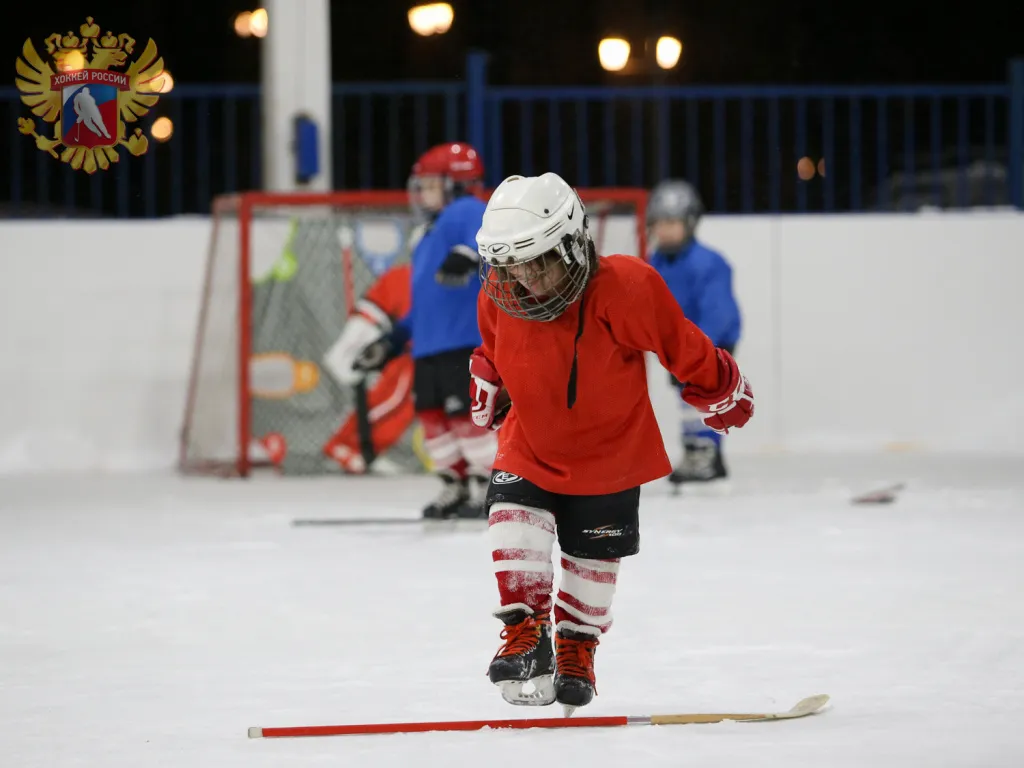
[
  {"left": 554, "top": 554, "right": 620, "bottom": 635},
  {"left": 449, "top": 414, "right": 496, "bottom": 477},
  {"left": 418, "top": 408, "right": 467, "bottom": 479},
  {"left": 488, "top": 502, "right": 556, "bottom": 614}
]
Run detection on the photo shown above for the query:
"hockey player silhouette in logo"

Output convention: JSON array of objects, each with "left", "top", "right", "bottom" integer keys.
[{"left": 73, "top": 87, "right": 112, "bottom": 141}]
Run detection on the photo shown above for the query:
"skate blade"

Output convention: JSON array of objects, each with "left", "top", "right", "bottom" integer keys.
[{"left": 496, "top": 676, "right": 555, "bottom": 706}]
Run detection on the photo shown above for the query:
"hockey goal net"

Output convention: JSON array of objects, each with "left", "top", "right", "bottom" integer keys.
[{"left": 179, "top": 188, "right": 648, "bottom": 477}]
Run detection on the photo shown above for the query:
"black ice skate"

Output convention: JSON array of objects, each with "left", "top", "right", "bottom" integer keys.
[
  {"left": 553, "top": 622, "right": 601, "bottom": 717},
  {"left": 422, "top": 474, "right": 470, "bottom": 519},
  {"left": 487, "top": 605, "right": 555, "bottom": 706},
  {"left": 455, "top": 474, "right": 490, "bottom": 519},
  {"left": 668, "top": 437, "right": 728, "bottom": 492}
]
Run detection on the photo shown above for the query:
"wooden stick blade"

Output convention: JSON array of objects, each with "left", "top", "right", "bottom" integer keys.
[
  {"left": 852, "top": 483, "right": 905, "bottom": 504},
  {"left": 649, "top": 694, "right": 830, "bottom": 726},
  {"left": 777, "top": 694, "right": 831, "bottom": 718}
]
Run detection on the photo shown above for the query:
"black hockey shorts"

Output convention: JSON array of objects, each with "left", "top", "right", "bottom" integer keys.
[
  {"left": 484, "top": 470, "right": 640, "bottom": 559},
  {"left": 669, "top": 343, "right": 736, "bottom": 390},
  {"left": 413, "top": 347, "right": 475, "bottom": 417}
]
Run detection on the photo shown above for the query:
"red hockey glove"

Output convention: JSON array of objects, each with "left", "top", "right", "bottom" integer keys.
[
  {"left": 469, "top": 350, "right": 508, "bottom": 431},
  {"left": 681, "top": 348, "right": 754, "bottom": 434}
]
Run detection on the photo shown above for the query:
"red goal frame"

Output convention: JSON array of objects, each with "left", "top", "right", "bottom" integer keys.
[{"left": 179, "top": 187, "right": 649, "bottom": 477}]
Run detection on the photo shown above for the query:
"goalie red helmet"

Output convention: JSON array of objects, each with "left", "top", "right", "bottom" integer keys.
[
  {"left": 412, "top": 142, "right": 484, "bottom": 182},
  {"left": 409, "top": 142, "right": 484, "bottom": 216}
]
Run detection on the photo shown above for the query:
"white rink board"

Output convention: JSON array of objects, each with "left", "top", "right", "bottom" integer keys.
[{"left": 0, "top": 210, "right": 1022, "bottom": 473}]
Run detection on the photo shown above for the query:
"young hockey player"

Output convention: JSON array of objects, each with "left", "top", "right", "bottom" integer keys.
[
  {"left": 355, "top": 142, "right": 496, "bottom": 518},
  {"left": 322, "top": 262, "right": 415, "bottom": 474},
  {"left": 647, "top": 179, "right": 742, "bottom": 489},
  {"left": 470, "top": 172, "right": 754, "bottom": 714}
]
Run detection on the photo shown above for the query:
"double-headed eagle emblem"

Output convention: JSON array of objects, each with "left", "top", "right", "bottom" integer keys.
[{"left": 15, "top": 16, "right": 166, "bottom": 173}]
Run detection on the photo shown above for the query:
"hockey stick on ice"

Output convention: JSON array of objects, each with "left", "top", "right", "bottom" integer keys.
[
  {"left": 337, "top": 223, "right": 377, "bottom": 470},
  {"left": 851, "top": 483, "right": 905, "bottom": 504},
  {"left": 247, "top": 694, "right": 829, "bottom": 738},
  {"left": 291, "top": 516, "right": 486, "bottom": 527},
  {"left": 351, "top": 378, "right": 376, "bottom": 469},
  {"left": 292, "top": 517, "right": 418, "bottom": 526}
]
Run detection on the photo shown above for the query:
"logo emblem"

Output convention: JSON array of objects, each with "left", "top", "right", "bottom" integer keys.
[
  {"left": 566, "top": 203, "right": 575, "bottom": 220},
  {"left": 488, "top": 243, "right": 511, "bottom": 255},
  {"left": 15, "top": 16, "right": 166, "bottom": 173},
  {"left": 581, "top": 524, "right": 624, "bottom": 539},
  {"left": 492, "top": 471, "right": 520, "bottom": 485}
]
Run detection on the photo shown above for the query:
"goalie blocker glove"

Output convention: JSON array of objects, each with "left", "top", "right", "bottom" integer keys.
[
  {"left": 352, "top": 324, "right": 410, "bottom": 374},
  {"left": 435, "top": 245, "right": 480, "bottom": 287},
  {"left": 680, "top": 348, "right": 754, "bottom": 434}
]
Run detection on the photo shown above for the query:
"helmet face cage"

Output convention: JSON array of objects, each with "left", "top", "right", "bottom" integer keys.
[
  {"left": 407, "top": 174, "right": 452, "bottom": 220},
  {"left": 480, "top": 221, "right": 594, "bottom": 322}
]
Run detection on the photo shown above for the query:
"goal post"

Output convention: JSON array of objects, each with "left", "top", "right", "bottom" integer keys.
[{"left": 179, "top": 188, "right": 648, "bottom": 478}]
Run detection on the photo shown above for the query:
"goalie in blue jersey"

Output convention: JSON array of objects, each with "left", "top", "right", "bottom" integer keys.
[
  {"left": 355, "top": 143, "right": 496, "bottom": 518},
  {"left": 647, "top": 179, "right": 742, "bottom": 489}
]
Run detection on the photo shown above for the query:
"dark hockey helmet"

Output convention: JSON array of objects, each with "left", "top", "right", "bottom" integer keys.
[{"left": 647, "top": 179, "right": 704, "bottom": 250}]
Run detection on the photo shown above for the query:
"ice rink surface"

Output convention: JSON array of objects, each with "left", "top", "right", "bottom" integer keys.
[{"left": 2, "top": 451, "right": 1023, "bottom": 767}]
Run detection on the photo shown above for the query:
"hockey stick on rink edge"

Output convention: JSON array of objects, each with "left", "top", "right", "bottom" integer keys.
[
  {"left": 247, "top": 694, "right": 829, "bottom": 738},
  {"left": 291, "top": 517, "right": 487, "bottom": 527},
  {"left": 851, "top": 482, "right": 905, "bottom": 505}
]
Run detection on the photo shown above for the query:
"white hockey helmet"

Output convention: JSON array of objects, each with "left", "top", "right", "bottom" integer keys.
[{"left": 475, "top": 173, "right": 595, "bottom": 321}]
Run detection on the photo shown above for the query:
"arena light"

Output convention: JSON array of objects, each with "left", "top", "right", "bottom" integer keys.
[
  {"left": 655, "top": 36, "right": 682, "bottom": 69},
  {"left": 408, "top": 3, "right": 454, "bottom": 36},
  {"left": 817, "top": 158, "right": 826, "bottom": 177},
  {"left": 154, "top": 70, "right": 174, "bottom": 94},
  {"left": 598, "top": 38, "right": 630, "bottom": 72},
  {"left": 59, "top": 50, "right": 86, "bottom": 72},
  {"left": 797, "top": 157, "right": 816, "bottom": 180},
  {"left": 234, "top": 11, "right": 252, "bottom": 37},
  {"left": 151, "top": 117, "right": 174, "bottom": 143},
  {"left": 249, "top": 8, "right": 269, "bottom": 38}
]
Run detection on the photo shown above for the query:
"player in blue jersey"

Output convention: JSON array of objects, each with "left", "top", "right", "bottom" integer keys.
[
  {"left": 354, "top": 143, "right": 496, "bottom": 518},
  {"left": 647, "top": 179, "right": 742, "bottom": 489}
]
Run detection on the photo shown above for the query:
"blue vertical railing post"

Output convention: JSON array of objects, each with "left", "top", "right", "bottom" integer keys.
[
  {"left": 655, "top": 96, "right": 669, "bottom": 183},
  {"left": 1008, "top": 58, "right": 1024, "bottom": 209},
  {"left": 465, "top": 50, "right": 489, "bottom": 182}
]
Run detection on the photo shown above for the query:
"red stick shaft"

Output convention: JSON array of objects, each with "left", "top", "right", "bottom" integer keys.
[{"left": 257, "top": 714, "right": 630, "bottom": 738}]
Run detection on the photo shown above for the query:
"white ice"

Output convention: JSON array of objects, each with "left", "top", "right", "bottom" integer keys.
[{"left": 2, "top": 452, "right": 1023, "bottom": 767}]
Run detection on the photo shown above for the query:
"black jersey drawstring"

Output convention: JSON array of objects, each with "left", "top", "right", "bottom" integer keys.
[{"left": 566, "top": 290, "right": 587, "bottom": 409}]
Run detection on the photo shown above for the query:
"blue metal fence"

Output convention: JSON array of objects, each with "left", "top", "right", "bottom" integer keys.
[{"left": 2, "top": 54, "right": 1022, "bottom": 217}]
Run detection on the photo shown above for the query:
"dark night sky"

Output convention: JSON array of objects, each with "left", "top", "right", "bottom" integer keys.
[{"left": 5, "top": 0, "right": 1024, "bottom": 87}]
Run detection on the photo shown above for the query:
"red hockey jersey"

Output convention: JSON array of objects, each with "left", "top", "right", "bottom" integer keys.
[
  {"left": 476, "top": 255, "right": 722, "bottom": 495},
  {"left": 358, "top": 263, "right": 412, "bottom": 323}
]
